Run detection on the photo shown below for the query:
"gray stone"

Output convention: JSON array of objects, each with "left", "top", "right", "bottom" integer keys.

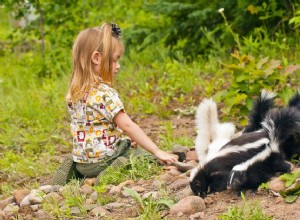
[
  {"left": 170, "top": 196, "right": 206, "bottom": 215},
  {"left": 0, "top": 196, "right": 14, "bottom": 210}
]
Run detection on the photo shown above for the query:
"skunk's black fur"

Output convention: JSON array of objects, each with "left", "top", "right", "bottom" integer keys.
[{"left": 190, "top": 91, "right": 300, "bottom": 197}]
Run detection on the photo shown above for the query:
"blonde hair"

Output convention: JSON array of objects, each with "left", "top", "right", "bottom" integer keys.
[{"left": 66, "top": 23, "right": 124, "bottom": 102}]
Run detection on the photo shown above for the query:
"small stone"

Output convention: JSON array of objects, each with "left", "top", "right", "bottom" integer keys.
[
  {"left": 268, "top": 178, "right": 286, "bottom": 192},
  {"left": 39, "top": 185, "right": 53, "bottom": 194},
  {"left": 186, "top": 151, "right": 198, "bottom": 161},
  {"left": 13, "top": 189, "right": 30, "bottom": 206},
  {"left": 86, "top": 198, "right": 95, "bottom": 204},
  {"left": 3, "top": 203, "right": 19, "bottom": 213},
  {"left": 91, "top": 206, "right": 110, "bottom": 216},
  {"left": 79, "top": 184, "right": 93, "bottom": 195},
  {"left": 142, "top": 191, "right": 159, "bottom": 199},
  {"left": 168, "top": 178, "right": 190, "bottom": 191},
  {"left": 105, "top": 202, "right": 125, "bottom": 210},
  {"left": 131, "top": 186, "right": 146, "bottom": 193},
  {"left": 109, "top": 185, "right": 121, "bottom": 195},
  {"left": 90, "top": 191, "right": 99, "bottom": 201},
  {"left": 118, "top": 180, "right": 135, "bottom": 189},
  {"left": 172, "top": 161, "right": 194, "bottom": 172},
  {"left": 190, "top": 211, "right": 205, "bottom": 220},
  {"left": 84, "top": 178, "right": 96, "bottom": 186},
  {"left": 170, "top": 196, "right": 206, "bottom": 215},
  {"left": 28, "top": 189, "right": 45, "bottom": 205},
  {"left": 0, "top": 196, "right": 14, "bottom": 210},
  {"left": 31, "top": 204, "right": 39, "bottom": 212}
]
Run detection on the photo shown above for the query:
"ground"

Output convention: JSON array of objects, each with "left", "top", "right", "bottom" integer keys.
[{"left": 33, "top": 114, "right": 300, "bottom": 219}]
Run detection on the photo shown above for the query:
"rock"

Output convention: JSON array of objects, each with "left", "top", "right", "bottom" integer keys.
[
  {"left": 79, "top": 184, "right": 93, "bottom": 195},
  {"left": 44, "top": 192, "right": 63, "bottom": 203},
  {"left": 52, "top": 185, "right": 63, "bottom": 192},
  {"left": 109, "top": 185, "right": 121, "bottom": 195},
  {"left": 91, "top": 206, "right": 110, "bottom": 216},
  {"left": 204, "top": 197, "right": 214, "bottom": 205},
  {"left": 30, "top": 204, "right": 39, "bottom": 212},
  {"left": 83, "top": 204, "right": 99, "bottom": 211},
  {"left": 190, "top": 211, "right": 205, "bottom": 220},
  {"left": 84, "top": 178, "right": 96, "bottom": 186},
  {"left": 3, "top": 203, "right": 19, "bottom": 213},
  {"left": 168, "top": 169, "right": 182, "bottom": 176},
  {"left": 105, "top": 202, "right": 125, "bottom": 210},
  {"left": 173, "top": 161, "right": 194, "bottom": 172},
  {"left": 131, "top": 186, "right": 147, "bottom": 193},
  {"left": 90, "top": 191, "right": 99, "bottom": 201},
  {"left": 142, "top": 191, "right": 159, "bottom": 199},
  {"left": 268, "top": 178, "right": 286, "bottom": 192},
  {"left": 39, "top": 185, "right": 53, "bottom": 194},
  {"left": 174, "top": 187, "right": 194, "bottom": 200},
  {"left": 187, "top": 160, "right": 198, "bottom": 167},
  {"left": 86, "top": 198, "right": 95, "bottom": 204},
  {"left": 0, "top": 196, "right": 14, "bottom": 210},
  {"left": 36, "top": 209, "right": 49, "bottom": 219},
  {"left": 20, "top": 195, "right": 31, "bottom": 207},
  {"left": 172, "top": 145, "right": 189, "bottom": 162},
  {"left": 186, "top": 151, "right": 198, "bottom": 161},
  {"left": 28, "top": 189, "right": 44, "bottom": 205},
  {"left": 168, "top": 178, "right": 190, "bottom": 191},
  {"left": 118, "top": 180, "right": 135, "bottom": 189},
  {"left": 170, "top": 196, "right": 206, "bottom": 215},
  {"left": 13, "top": 189, "right": 30, "bottom": 206},
  {"left": 159, "top": 172, "right": 175, "bottom": 184}
]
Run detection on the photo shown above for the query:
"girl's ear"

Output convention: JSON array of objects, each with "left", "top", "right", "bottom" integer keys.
[{"left": 91, "top": 51, "right": 101, "bottom": 65}]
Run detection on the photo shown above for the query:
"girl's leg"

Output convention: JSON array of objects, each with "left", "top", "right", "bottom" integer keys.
[{"left": 76, "top": 139, "right": 131, "bottom": 178}]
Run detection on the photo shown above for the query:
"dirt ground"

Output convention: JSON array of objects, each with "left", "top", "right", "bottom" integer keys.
[
  {"left": 35, "top": 114, "right": 300, "bottom": 220},
  {"left": 135, "top": 115, "right": 300, "bottom": 220}
]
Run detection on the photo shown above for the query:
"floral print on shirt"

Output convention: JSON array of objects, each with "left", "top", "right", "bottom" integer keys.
[{"left": 68, "top": 83, "right": 125, "bottom": 163}]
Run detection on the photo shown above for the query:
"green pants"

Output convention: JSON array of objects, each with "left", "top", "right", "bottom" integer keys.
[
  {"left": 52, "top": 139, "right": 153, "bottom": 185},
  {"left": 76, "top": 139, "right": 131, "bottom": 177}
]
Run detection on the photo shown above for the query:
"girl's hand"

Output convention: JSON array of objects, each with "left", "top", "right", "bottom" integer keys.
[
  {"left": 153, "top": 149, "right": 178, "bottom": 165},
  {"left": 131, "top": 140, "right": 138, "bottom": 148}
]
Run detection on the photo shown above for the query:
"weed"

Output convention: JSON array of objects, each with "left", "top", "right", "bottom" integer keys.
[
  {"left": 218, "top": 194, "right": 272, "bottom": 220},
  {"left": 124, "top": 187, "right": 174, "bottom": 220}
]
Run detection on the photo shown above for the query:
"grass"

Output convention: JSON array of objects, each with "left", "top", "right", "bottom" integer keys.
[{"left": 218, "top": 199, "right": 273, "bottom": 220}]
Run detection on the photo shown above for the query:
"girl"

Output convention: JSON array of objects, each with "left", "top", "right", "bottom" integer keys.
[{"left": 53, "top": 22, "right": 178, "bottom": 185}]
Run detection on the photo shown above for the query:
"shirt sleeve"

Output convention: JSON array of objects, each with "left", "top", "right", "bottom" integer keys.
[{"left": 93, "top": 86, "right": 125, "bottom": 122}]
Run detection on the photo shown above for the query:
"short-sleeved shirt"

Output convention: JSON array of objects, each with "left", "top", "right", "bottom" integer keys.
[{"left": 68, "top": 83, "right": 125, "bottom": 163}]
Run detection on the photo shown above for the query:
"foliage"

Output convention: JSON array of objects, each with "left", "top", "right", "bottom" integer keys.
[
  {"left": 279, "top": 171, "right": 300, "bottom": 203},
  {"left": 42, "top": 179, "right": 87, "bottom": 218},
  {"left": 124, "top": 187, "right": 174, "bottom": 219},
  {"left": 218, "top": 194, "right": 272, "bottom": 220},
  {"left": 214, "top": 52, "right": 300, "bottom": 125},
  {"left": 96, "top": 156, "right": 162, "bottom": 189},
  {"left": 128, "top": 0, "right": 299, "bottom": 59}
]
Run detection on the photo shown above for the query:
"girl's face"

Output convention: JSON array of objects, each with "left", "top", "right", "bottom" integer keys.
[{"left": 112, "top": 50, "right": 121, "bottom": 77}]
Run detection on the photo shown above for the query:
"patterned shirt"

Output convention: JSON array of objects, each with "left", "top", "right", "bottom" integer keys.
[{"left": 68, "top": 83, "right": 125, "bottom": 163}]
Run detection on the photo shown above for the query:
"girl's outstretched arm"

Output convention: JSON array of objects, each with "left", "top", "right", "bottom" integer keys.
[{"left": 114, "top": 110, "right": 178, "bottom": 164}]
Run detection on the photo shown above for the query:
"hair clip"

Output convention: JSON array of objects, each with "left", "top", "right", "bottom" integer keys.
[{"left": 111, "top": 23, "right": 121, "bottom": 37}]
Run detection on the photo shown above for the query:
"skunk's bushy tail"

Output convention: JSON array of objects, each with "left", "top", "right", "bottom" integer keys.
[
  {"left": 243, "top": 90, "right": 276, "bottom": 133},
  {"left": 195, "top": 98, "right": 219, "bottom": 163}
]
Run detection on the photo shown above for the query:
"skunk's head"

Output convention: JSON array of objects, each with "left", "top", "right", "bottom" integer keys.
[
  {"left": 190, "top": 166, "right": 209, "bottom": 198},
  {"left": 227, "top": 170, "right": 247, "bottom": 191}
]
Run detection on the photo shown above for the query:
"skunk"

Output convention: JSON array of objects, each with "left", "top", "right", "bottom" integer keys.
[{"left": 190, "top": 91, "right": 300, "bottom": 197}]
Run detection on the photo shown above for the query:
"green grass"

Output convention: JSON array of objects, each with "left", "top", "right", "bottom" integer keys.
[{"left": 218, "top": 199, "right": 272, "bottom": 220}]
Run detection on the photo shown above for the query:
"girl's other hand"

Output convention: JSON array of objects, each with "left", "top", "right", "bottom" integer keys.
[{"left": 154, "top": 149, "right": 178, "bottom": 165}]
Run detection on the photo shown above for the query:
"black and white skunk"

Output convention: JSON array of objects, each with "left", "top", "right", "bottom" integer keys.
[{"left": 190, "top": 91, "right": 300, "bottom": 197}]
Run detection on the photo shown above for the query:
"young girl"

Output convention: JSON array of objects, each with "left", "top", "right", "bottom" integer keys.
[{"left": 53, "top": 22, "right": 178, "bottom": 185}]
